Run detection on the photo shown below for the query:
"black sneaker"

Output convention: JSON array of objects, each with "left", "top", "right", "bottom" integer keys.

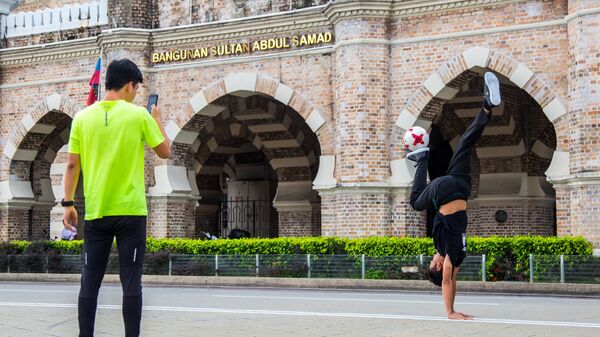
[
  {"left": 483, "top": 72, "right": 501, "bottom": 108},
  {"left": 406, "top": 147, "right": 429, "bottom": 163}
]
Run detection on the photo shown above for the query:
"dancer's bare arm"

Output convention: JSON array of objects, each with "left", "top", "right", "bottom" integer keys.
[{"left": 442, "top": 256, "right": 473, "bottom": 320}]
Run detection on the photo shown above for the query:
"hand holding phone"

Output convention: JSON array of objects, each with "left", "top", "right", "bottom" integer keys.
[{"left": 147, "top": 94, "right": 158, "bottom": 113}]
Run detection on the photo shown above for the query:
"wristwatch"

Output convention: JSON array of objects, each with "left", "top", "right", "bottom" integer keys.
[{"left": 61, "top": 199, "right": 75, "bottom": 207}]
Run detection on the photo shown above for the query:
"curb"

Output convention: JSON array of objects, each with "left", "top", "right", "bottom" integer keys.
[{"left": 0, "top": 273, "right": 599, "bottom": 296}]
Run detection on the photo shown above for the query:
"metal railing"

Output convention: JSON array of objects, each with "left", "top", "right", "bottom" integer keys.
[
  {"left": 1, "top": 254, "right": 599, "bottom": 284},
  {"left": 219, "top": 197, "right": 273, "bottom": 238}
]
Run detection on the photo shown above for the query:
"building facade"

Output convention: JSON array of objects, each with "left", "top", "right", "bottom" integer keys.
[{"left": 0, "top": 0, "right": 599, "bottom": 248}]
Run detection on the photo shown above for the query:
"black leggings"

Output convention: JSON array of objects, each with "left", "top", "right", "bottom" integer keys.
[
  {"left": 410, "top": 108, "right": 490, "bottom": 211},
  {"left": 78, "top": 216, "right": 146, "bottom": 337}
]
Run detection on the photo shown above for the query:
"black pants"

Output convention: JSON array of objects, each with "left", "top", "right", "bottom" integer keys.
[
  {"left": 410, "top": 108, "right": 490, "bottom": 211},
  {"left": 79, "top": 216, "right": 146, "bottom": 337}
]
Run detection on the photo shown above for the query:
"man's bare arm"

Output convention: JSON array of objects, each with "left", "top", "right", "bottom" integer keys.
[
  {"left": 62, "top": 153, "right": 81, "bottom": 231},
  {"left": 64, "top": 154, "right": 81, "bottom": 201}
]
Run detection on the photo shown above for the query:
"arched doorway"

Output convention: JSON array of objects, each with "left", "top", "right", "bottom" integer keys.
[
  {"left": 390, "top": 47, "right": 568, "bottom": 237},
  {"left": 149, "top": 73, "right": 335, "bottom": 238},
  {"left": 1, "top": 94, "right": 84, "bottom": 240}
]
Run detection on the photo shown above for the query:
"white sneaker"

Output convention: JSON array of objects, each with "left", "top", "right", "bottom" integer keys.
[
  {"left": 483, "top": 72, "right": 501, "bottom": 107},
  {"left": 406, "top": 147, "right": 429, "bottom": 162}
]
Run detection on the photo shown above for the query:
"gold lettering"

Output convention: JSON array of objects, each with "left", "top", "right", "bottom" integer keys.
[
  {"left": 151, "top": 32, "right": 333, "bottom": 63},
  {"left": 316, "top": 33, "right": 325, "bottom": 44},
  {"left": 180, "top": 50, "right": 189, "bottom": 61},
  {"left": 252, "top": 41, "right": 261, "bottom": 52},
  {"left": 299, "top": 35, "right": 307, "bottom": 46},
  {"left": 193, "top": 49, "right": 201, "bottom": 59}
]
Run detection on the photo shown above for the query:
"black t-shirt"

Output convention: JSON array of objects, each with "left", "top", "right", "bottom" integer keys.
[{"left": 432, "top": 210, "right": 468, "bottom": 267}]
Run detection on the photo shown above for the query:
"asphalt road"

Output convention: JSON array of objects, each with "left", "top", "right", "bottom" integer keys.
[{"left": 0, "top": 281, "right": 598, "bottom": 336}]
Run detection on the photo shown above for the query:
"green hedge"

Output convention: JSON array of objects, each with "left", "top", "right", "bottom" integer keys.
[
  {"left": 0, "top": 236, "right": 592, "bottom": 281},
  {"left": 1, "top": 236, "right": 591, "bottom": 256}
]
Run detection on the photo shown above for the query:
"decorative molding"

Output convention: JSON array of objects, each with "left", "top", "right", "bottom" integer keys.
[
  {"left": 151, "top": 8, "right": 331, "bottom": 48},
  {"left": 97, "top": 29, "right": 152, "bottom": 51},
  {"left": 3, "top": 1, "right": 598, "bottom": 69},
  {"left": 0, "top": 37, "right": 99, "bottom": 67},
  {"left": 392, "top": 0, "right": 520, "bottom": 17},
  {"left": 0, "top": 75, "right": 89, "bottom": 90},
  {"left": 323, "top": 1, "right": 393, "bottom": 25}
]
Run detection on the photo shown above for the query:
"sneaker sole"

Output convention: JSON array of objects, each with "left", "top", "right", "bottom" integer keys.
[
  {"left": 485, "top": 72, "right": 501, "bottom": 106},
  {"left": 406, "top": 147, "right": 429, "bottom": 161}
]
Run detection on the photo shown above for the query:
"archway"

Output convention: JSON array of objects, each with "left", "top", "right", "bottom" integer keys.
[
  {"left": 390, "top": 47, "right": 568, "bottom": 237},
  {"left": 0, "top": 94, "right": 84, "bottom": 241},
  {"left": 148, "top": 73, "right": 336, "bottom": 238}
]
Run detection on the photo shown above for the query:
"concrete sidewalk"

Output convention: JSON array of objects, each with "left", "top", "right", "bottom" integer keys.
[{"left": 1, "top": 273, "right": 599, "bottom": 296}]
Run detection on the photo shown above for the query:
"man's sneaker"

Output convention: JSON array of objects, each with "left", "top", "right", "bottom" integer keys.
[
  {"left": 406, "top": 147, "right": 429, "bottom": 163},
  {"left": 483, "top": 72, "right": 501, "bottom": 108}
]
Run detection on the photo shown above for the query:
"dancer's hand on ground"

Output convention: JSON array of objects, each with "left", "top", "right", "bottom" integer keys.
[
  {"left": 447, "top": 311, "right": 474, "bottom": 320},
  {"left": 456, "top": 311, "right": 474, "bottom": 319}
]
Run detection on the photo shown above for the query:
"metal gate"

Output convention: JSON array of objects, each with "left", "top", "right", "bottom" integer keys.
[{"left": 219, "top": 197, "right": 272, "bottom": 238}]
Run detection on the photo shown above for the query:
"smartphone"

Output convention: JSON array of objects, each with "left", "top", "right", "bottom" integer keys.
[{"left": 147, "top": 94, "right": 158, "bottom": 113}]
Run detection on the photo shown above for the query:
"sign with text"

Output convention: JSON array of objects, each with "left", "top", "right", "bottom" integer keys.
[{"left": 152, "top": 32, "right": 333, "bottom": 64}]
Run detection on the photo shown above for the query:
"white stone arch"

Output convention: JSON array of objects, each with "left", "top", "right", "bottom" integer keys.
[
  {"left": 1, "top": 93, "right": 83, "bottom": 205},
  {"left": 152, "top": 72, "right": 338, "bottom": 199},
  {"left": 389, "top": 46, "right": 569, "bottom": 188}
]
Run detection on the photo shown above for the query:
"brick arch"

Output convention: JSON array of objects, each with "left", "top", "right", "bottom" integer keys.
[
  {"left": 389, "top": 46, "right": 568, "bottom": 186},
  {"left": 164, "top": 73, "right": 336, "bottom": 190},
  {"left": 1, "top": 94, "right": 84, "bottom": 204},
  {"left": 191, "top": 121, "right": 316, "bottom": 184}
]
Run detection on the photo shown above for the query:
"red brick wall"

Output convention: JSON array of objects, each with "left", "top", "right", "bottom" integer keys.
[
  {"left": 12, "top": 0, "right": 81, "bottom": 12},
  {"left": 3, "top": 0, "right": 600, "bottom": 246},
  {"left": 278, "top": 209, "right": 320, "bottom": 237}
]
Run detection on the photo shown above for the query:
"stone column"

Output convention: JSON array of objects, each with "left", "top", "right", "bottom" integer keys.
[
  {"left": 275, "top": 204, "right": 321, "bottom": 237},
  {"left": 557, "top": 1, "right": 600, "bottom": 249},
  {"left": 147, "top": 165, "right": 199, "bottom": 238},
  {"left": 0, "top": 179, "right": 35, "bottom": 241},
  {"left": 274, "top": 182, "right": 321, "bottom": 237},
  {"left": 320, "top": 1, "right": 393, "bottom": 237}
]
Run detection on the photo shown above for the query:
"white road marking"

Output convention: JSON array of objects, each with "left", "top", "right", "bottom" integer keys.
[
  {"left": 212, "top": 294, "right": 499, "bottom": 306},
  {"left": 0, "top": 301, "right": 598, "bottom": 328},
  {"left": 0, "top": 289, "right": 74, "bottom": 293}
]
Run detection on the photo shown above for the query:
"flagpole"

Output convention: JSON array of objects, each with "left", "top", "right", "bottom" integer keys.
[{"left": 97, "top": 47, "right": 103, "bottom": 102}]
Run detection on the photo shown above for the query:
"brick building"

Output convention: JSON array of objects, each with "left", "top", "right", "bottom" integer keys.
[{"left": 0, "top": 0, "right": 598, "bottom": 249}]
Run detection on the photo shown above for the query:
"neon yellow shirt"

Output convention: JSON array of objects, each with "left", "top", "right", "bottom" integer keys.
[{"left": 68, "top": 100, "right": 165, "bottom": 220}]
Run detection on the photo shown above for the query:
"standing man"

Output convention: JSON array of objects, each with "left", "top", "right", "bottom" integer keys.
[
  {"left": 62, "top": 59, "right": 171, "bottom": 336},
  {"left": 406, "top": 72, "right": 502, "bottom": 320}
]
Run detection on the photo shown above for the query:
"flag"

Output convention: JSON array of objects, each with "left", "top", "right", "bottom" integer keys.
[{"left": 86, "top": 57, "right": 101, "bottom": 106}]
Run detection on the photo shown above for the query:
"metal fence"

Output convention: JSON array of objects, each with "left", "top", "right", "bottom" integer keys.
[{"left": 1, "top": 254, "right": 599, "bottom": 284}]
